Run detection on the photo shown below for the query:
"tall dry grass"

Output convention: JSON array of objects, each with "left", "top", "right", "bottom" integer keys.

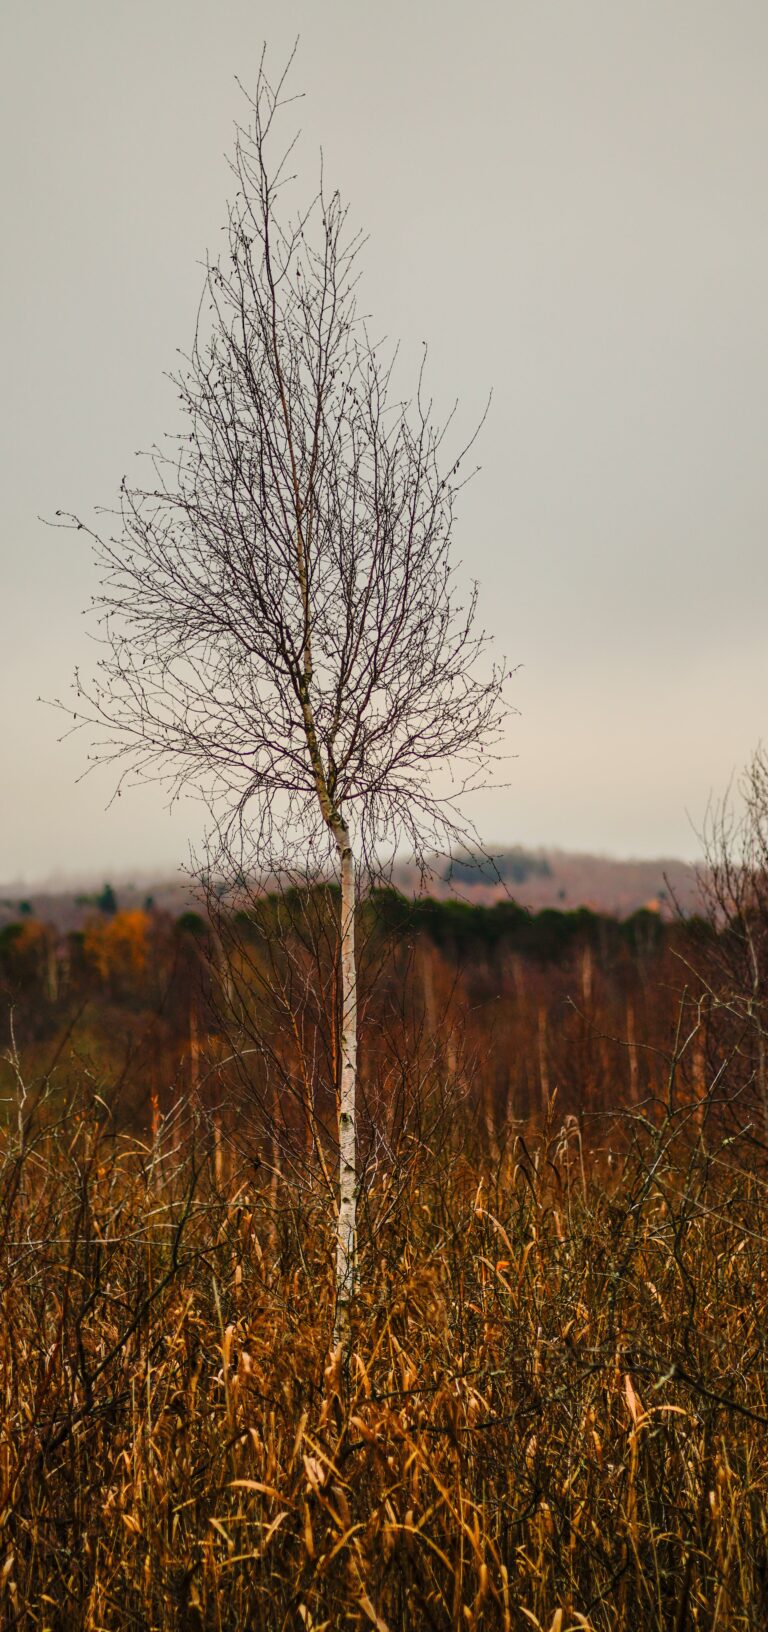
[{"left": 1, "top": 1077, "right": 767, "bottom": 1631}]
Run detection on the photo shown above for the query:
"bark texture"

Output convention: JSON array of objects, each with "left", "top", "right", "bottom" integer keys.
[{"left": 332, "top": 826, "right": 357, "bottom": 1353}]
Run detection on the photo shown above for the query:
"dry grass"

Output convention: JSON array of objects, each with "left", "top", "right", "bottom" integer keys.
[{"left": 1, "top": 1088, "right": 768, "bottom": 1631}]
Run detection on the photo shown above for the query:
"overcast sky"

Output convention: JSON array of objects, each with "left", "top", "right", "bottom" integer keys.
[{"left": 2, "top": 0, "right": 767, "bottom": 882}]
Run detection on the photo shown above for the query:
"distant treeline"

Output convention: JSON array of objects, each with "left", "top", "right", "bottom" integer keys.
[
  {"left": 0, "top": 884, "right": 720, "bottom": 1136},
  {"left": 441, "top": 847, "right": 553, "bottom": 887},
  {"left": 0, "top": 886, "right": 707, "bottom": 993},
  {"left": 370, "top": 889, "right": 701, "bottom": 959}
]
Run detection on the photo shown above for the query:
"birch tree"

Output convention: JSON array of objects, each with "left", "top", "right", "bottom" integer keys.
[{"left": 63, "top": 56, "right": 509, "bottom": 1350}]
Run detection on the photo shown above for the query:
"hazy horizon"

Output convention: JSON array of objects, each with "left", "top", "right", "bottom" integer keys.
[
  {"left": 0, "top": 841, "right": 702, "bottom": 897},
  {"left": 3, "top": 1, "right": 767, "bottom": 878}
]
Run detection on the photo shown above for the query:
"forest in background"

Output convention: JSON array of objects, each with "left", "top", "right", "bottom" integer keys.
[{"left": 0, "top": 883, "right": 714, "bottom": 1137}]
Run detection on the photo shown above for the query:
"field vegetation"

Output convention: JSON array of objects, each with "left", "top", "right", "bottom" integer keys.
[{"left": 1, "top": 867, "right": 768, "bottom": 1630}]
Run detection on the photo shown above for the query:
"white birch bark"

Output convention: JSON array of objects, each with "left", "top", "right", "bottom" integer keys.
[
  {"left": 332, "top": 824, "right": 357, "bottom": 1352},
  {"left": 296, "top": 656, "right": 359, "bottom": 1352}
]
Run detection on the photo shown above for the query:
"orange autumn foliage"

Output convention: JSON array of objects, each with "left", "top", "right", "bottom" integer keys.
[{"left": 82, "top": 910, "right": 150, "bottom": 984}]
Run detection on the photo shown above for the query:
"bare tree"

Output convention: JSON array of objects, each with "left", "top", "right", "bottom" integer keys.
[
  {"left": 60, "top": 53, "right": 509, "bottom": 1350},
  {"left": 694, "top": 748, "right": 768, "bottom": 1136}
]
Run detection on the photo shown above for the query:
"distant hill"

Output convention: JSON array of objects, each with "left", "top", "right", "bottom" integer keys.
[
  {"left": 0, "top": 847, "right": 703, "bottom": 930},
  {"left": 393, "top": 846, "right": 703, "bottom": 920}
]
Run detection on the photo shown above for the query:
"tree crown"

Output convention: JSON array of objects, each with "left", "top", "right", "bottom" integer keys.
[{"left": 66, "top": 56, "right": 509, "bottom": 882}]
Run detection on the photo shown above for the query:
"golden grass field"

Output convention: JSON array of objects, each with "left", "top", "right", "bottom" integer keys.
[{"left": 2, "top": 1081, "right": 767, "bottom": 1631}]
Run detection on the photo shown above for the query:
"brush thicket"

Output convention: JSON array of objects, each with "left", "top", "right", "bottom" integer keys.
[{"left": 1, "top": 1079, "right": 766, "bottom": 1632}]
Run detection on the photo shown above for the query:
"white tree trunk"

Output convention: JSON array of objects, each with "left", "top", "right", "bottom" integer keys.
[{"left": 333, "top": 825, "right": 357, "bottom": 1353}]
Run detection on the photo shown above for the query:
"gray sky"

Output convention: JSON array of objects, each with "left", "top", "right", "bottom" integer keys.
[{"left": 2, "top": 0, "right": 767, "bottom": 882}]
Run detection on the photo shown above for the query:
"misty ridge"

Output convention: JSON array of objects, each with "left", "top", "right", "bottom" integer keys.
[{"left": 0, "top": 845, "right": 703, "bottom": 932}]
